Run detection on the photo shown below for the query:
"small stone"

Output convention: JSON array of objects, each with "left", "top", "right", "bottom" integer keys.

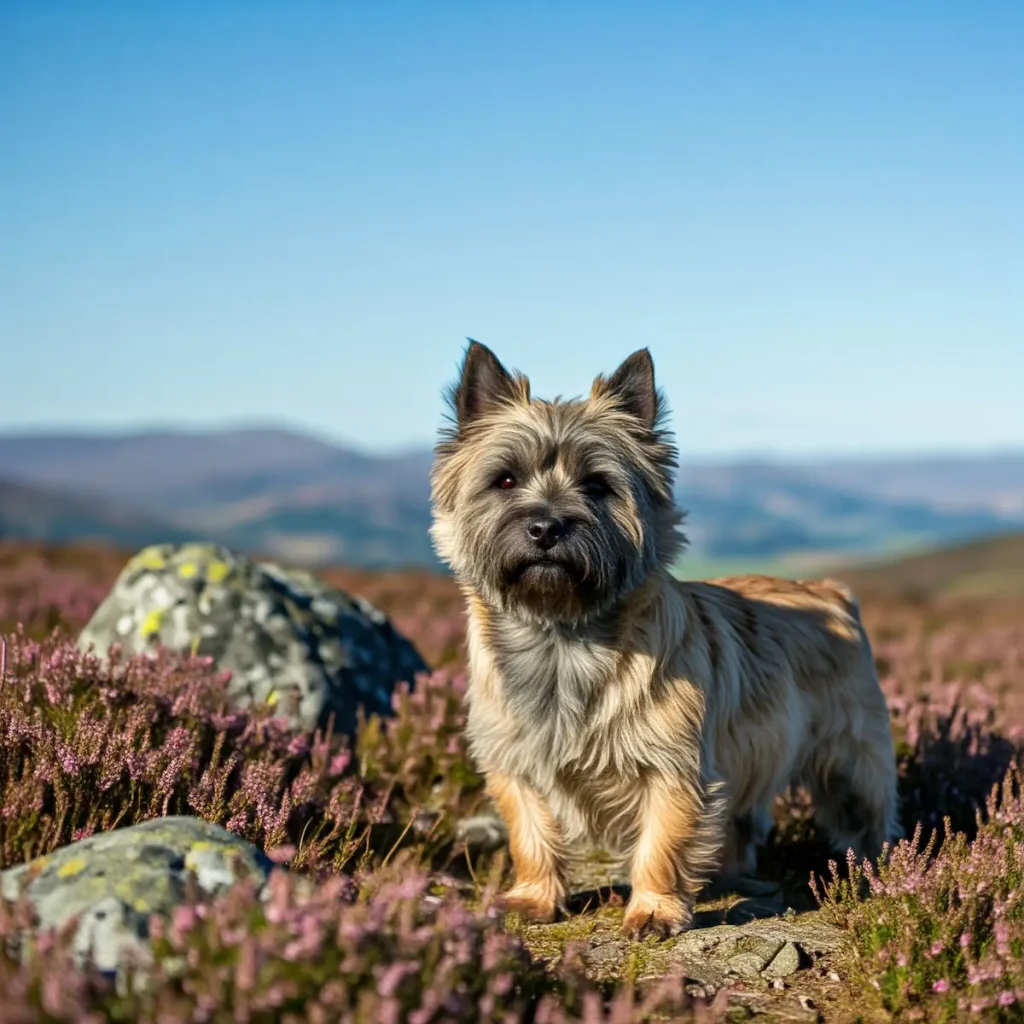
[
  {"left": 799, "top": 995, "right": 816, "bottom": 1010},
  {"left": 828, "top": 970, "right": 841, "bottom": 982},
  {"left": 772, "top": 978, "right": 786, "bottom": 991},
  {"left": 728, "top": 943, "right": 782, "bottom": 980},
  {"left": 763, "top": 941, "right": 802, "bottom": 979},
  {"left": 583, "top": 939, "right": 632, "bottom": 974},
  {"left": 727, "top": 953, "right": 762, "bottom": 979}
]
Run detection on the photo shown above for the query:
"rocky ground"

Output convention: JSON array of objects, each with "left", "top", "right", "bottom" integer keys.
[{"left": 1, "top": 539, "right": 1022, "bottom": 1022}]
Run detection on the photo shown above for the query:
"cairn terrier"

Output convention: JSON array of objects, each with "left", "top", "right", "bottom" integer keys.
[{"left": 430, "top": 341, "right": 900, "bottom": 937}]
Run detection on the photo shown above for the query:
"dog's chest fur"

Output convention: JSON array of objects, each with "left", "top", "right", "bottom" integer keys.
[{"left": 465, "top": 611, "right": 671, "bottom": 842}]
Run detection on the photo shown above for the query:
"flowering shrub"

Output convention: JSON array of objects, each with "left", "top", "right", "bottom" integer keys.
[
  {"left": 0, "top": 553, "right": 112, "bottom": 637},
  {"left": 815, "top": 767, "right": 1024, "bottom": 1020},
  {"left": 0, "top": 865, "right": 705, "bottom": 1022},
  {"left": 0, "top": 629, "right": 371, "bottom": 869},
  {"left": 0, "top": 631, "right": 483, "bottom": 872},
  {"left": 357, "top": 672, "right": 485, "bottom": 845},
  {"left": 874, "top": 610, "right": 1024, "bottom": 839}
]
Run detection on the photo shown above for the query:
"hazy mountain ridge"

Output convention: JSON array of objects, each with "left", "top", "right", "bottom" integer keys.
[
  {"left": 0, "top": 477, "right": 199, "bottom": 549},
  {"left": 0, "top": 427, "right": 1021, "bottom": 568}
]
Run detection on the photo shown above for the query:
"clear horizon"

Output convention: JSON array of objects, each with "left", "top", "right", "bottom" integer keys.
[{"left": 3, "top": 2, "right": 1022, "bottom": 459}]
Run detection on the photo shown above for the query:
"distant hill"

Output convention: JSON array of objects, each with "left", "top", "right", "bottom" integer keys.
[
  {"left": 835, "top": 531, "right": 1024, "bottom": 603},
  {"left": 0, "top": 428, "right": 432, "bottom": 510},
  {"left": 0, "top": 428, "right": 436, "bottom": 567},
  {"left": 675, "top": 460, "right": 1020, "bottom": 561},
  {"left": 0, "top": 426, "right": 1021, "bottom": 568},
  {"left": 0, "top": 477, "right": 197, "bottom": 549},
  {"left": 786, "top": 455, "right": 1024, "bottom": 516}
]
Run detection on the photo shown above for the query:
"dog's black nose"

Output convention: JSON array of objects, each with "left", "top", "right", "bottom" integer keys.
[{"left": 527, "top": 516, "right": 565, "bottom": 550}]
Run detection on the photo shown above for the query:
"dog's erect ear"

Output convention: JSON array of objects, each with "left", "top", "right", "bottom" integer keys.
[
  {"left": 598, "top": 348, "right": 659, "bottom": 427},
  {"left": 452, "top": 340, "right": 526, "bottom": 428}
]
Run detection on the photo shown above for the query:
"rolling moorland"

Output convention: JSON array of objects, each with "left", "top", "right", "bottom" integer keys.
[
  {"left": 0, "top": 529, "right": 1022, "bottom": 1021},
  {"left": 1, "top": 428, "right": 1022, "bottom": 569}
]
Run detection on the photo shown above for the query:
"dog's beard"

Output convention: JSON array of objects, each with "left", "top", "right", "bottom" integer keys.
[
  {"left": 501, "top": 556, "right": 588, "bottom": 622},
  {"left": 469, "top": 527, "right": 637, "bottom": 625}
]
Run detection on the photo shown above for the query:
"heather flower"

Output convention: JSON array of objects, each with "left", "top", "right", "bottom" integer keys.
[
  {"left": 817, "top": 766, "right": 1024, "bottom": 1017},
  {"left": 0, "top": 629, "right": 478, "bottom": 869}
]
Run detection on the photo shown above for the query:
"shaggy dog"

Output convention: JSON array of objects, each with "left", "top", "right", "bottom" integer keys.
[{"left": 430, "top": 341, "right": 900, "bottom": 937}]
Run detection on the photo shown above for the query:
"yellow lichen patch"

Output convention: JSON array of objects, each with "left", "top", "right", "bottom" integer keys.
[
  {"left": 134, "top": 898, "right": 151, "bottom": 913},
  {"left": 178, "top": 562, "right": 198, "bottom": 579},
  {"left": 57, "top": 856, "right": 88, "bottom": 879},
  {"left": 140, "top": 609, "right": 163, "bottom": 637},
  {"left": 177, "top": 543, "right": 216, "bottom": 562},
  {"left": 206, "top": 560, "right": 230, "bottom": 583},
  {"left": 133, "top": 548, "right": 166, "bottom": 570},
  {"left": 112, "top": 870, "right": 177, "bottom": 913},
  {"left": 185, "top": 842, "right": 238, "bottom": 872},
  {"left": 266, "top": 690, "right": 279, "bottom": 706}
]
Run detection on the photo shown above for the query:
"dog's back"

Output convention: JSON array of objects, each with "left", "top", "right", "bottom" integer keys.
[{"left": 671, "top": 572, "right": 900, "bottom": 871}]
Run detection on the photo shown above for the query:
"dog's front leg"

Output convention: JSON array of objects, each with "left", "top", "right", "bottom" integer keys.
[
  {"left": 486, "top": 771, "right": 567, "bottom": 923},
  {"left": 623, "top": 773, "right": 712, "bottom": 938}
]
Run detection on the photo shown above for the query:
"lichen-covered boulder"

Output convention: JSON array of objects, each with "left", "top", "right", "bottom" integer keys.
[
  {"left": 0, "top": 817, "right": 271, "bottom": 974},
  {"left": 78, "top": 542, "right": 428, "bottom": 734}
]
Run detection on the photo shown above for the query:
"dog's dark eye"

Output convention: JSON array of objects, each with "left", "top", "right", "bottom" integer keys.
[
  {"left": 581, "top": 475, "right": 611, "bottom": 499},
  {"left": 494, "top": 473, "right": 518, "bottom": 490}
]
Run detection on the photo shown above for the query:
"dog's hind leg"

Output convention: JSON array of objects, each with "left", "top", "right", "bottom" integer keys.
[
  {"left": 709, "top": 805, "right": 780, "bottom": 897},
  {"left": 718, "top": 805, "right": 772, "bottom": 875},
  {"left": 804, "top": 720, "right": 901, "bottom": 863}
]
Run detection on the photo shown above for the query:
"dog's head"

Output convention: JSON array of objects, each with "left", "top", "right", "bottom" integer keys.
[{"left": 430, "top": 341, "right": 684, "bottom": 624}]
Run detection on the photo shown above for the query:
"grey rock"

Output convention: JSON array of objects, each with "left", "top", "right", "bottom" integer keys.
[
  {"left": 727, "top": 939, "right": 785, "bottom": 979},
  {"left": 666, "top": 912, "right": 843, "bottom": 990},
  {"left": 672, "top": 928, "right": 784, "bottom": 985},
  {"left": 68, "top": 895, "right": 151, "bottom": 975},
  {"left": 78, "top": 542, "right": 428, "bottom": 734},
  {"left": 1, "top": 816, "right": 271, "bottom": 975},
  {"left": 728, "top": 952, "right": 775, "bottom": 980},
  {"left": 588, "top": 938, "right": 631, "bottom": 963},
  {"left": 732, "top": 915, "right": 843, "bottom": 957},
  {"left": 763, "top": 941, "right": 803, "bottom": 979}
]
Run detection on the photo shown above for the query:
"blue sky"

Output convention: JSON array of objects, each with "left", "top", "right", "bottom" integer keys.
[{"left": 2, "top": 1, "right": 1022, "bottom": 458}]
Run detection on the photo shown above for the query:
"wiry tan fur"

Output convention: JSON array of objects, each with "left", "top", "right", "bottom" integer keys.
[{"left": 430, "top": 341, "right": 901, "bottom": 937}]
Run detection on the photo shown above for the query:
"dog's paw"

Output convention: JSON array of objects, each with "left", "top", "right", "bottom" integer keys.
[
  {"left": 502, "top": 882, "right": 559, "bottom": 923},
  {"left": 622, "top": 891, "right": 691, "bottom": 939}
]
